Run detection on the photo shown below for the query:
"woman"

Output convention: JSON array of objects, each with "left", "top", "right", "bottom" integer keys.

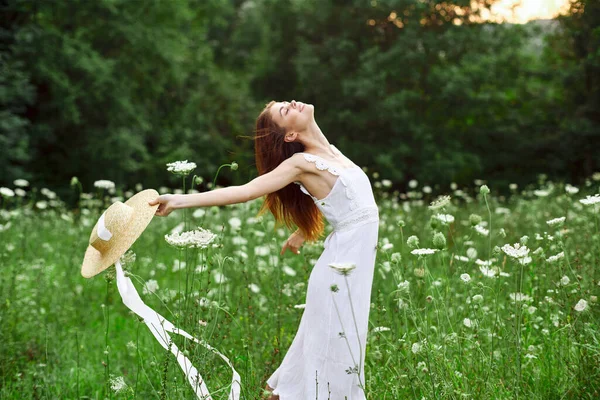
[{"left": 149, "top": 100, "right": 380, "bottom": 400}]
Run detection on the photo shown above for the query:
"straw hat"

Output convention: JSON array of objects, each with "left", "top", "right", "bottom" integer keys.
[{"left": 81, "top": 189, "right": 159, "bottom": 278}]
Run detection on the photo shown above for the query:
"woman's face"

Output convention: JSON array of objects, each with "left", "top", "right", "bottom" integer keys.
[{"left": 270, "top": 100, "right": 314, "bottom": 136}]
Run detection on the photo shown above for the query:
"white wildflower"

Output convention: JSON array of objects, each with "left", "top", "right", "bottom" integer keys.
[
  {"left": 579, "top": 194, "right": 600, "bottom": 205},
  {"left": 501, "top": 243, "right": 530, "bottom": 259},
  {"left": 454, "top": 255, "right": 469, "bottom": 262},
  {"left": 372, "top": 326, "right": 391, "bottom": 333},
  {"left": 560, "top": 275, "right": 570, "bottom": 286},
  {"left": 408, "top": 179, "right": 418, "bottom": 188},
  {"left": 228, "top": 217, "right": 242, "bottom": 230},
  {"left": 294, "top": 304, "right": 306, "bottom": 309},
  {"left": 397, "top": 280, "right": 410, "bottom": 293},
  {"left": 248, "top": 283, "right": 260, "bottom": 293},
  {"left": 574, "top": 299, "right": 588, "bottom": 312},
  {"left": 546, "top": 217, "right": 566, "bottom": 227},
  {"left": 13, "top": 179, "right": 29, "bottom": 187},
  {"left": 546, "top": 252, "right": 564, "bottom": 263},
  {"left": 143, "top": 279, "right": 159, "bottom": 295},
  {"left": 166, "top": 160, "right": 197, "bottom": 176},
  {"left": 329, "top": 262, "right": 356, "bottom": 276},
  {"left": 534, "top": 189, "right": 551, "bottom": 197},
  {"left": 109, "top": 375, "right": 128, "bottom": 394},
  {"left": 0, "top": 187, "right": 15, "bottom": 197},
  {"left": 165, "top": 227, "right": 217, "bottom": 249},
  {"left": 474, "top": 224, "right": 489, "bottom": 236},
  {"left": 509, "top": 292, "right": 532, "bottom": 303},
  {"left": 282, "top": 265, "right": 297, "bottom": 276},
  {"left": 565, "top": 184, "right": 579, "bottom": 194},
  {"left": 463, "top": 318, "right": 473, "bottom": 328},
  {"left": 94, "top": 180, "right": 115, "bottom": 190},
  {"left": 411, "top": 342, "right": 421, "bottom": 354},
  {"left": 410, "top": 248, "right": 439, "bottom": 257},
  {"left": 466, "top": 247, "right": 477, "bottom": 259},
  {"left": 460, "top": 273, "right": 471, "bottom": 283},
  {"left": 432, "top": 213, "right": 455, "bottom": 224},
  {"left": 479, "top": 266, "right": 498, "bottom": 278},
  {"left": 428, "top": 195, "right": 451, "bottom": 211}
]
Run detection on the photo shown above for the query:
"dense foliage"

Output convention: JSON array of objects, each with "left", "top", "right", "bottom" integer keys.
[{"left": 1, "top": 0, "right": 598, "bottom": 196}]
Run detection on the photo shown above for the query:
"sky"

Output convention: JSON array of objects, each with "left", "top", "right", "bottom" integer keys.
[{"left": 481, "top": 0, "right": 572, "bottom": 24}]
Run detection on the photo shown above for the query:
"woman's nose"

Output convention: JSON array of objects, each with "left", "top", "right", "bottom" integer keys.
[{"left": 291, "top": 100, "right": 296, "bottom": 108}]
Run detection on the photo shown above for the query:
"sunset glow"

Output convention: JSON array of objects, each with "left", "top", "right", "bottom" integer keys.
[{"left": 479, "top": 0, "right": 572, "bottom": 24}]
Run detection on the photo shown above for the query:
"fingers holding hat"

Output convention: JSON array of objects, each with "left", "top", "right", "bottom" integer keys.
[{"left": 148, "top": 194, "right": 177, "bottom": 217}]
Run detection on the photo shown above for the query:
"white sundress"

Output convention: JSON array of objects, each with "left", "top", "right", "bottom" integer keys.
[{"left": 266, "top": 144, "right": 380, "bottom": 400}]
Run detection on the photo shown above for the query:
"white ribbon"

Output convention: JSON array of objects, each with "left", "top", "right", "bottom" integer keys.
[
  {"left": 97, "top": 212, "right": 113, "bottom": 241},
  {"left": 115, "top": 260, "right": 241, "bottom": 399}
]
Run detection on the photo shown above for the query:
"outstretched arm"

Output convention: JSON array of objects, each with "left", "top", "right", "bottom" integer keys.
[{"left": 149, "top": 154, "right": 304, "bottom": 215}]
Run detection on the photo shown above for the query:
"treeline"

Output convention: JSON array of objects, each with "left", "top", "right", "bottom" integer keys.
[{"left": 1, "top": 0, "right": 598, "bottom": 199}]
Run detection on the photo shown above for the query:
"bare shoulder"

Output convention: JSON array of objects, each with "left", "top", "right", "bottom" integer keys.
[{"left": 289, "top": 152, "right": 311, "bottom": 176}]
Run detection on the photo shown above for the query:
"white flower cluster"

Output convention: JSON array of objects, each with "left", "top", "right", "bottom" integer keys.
[
  {"left": 546, "top": 251, "right": 564, "bottom": 263},
  {"left": 166, "top": 160, "right": 197, "bottom": 176},
  {"left": 474, "top": 224, "right": 489, "bottom": 236},
  {"left": 164, "top": 227, "right": 217, "bottom": 249},
  {"left": 94, "top": 180, "right": 115, "bottom": 190},
  {"left": 13, "top": 179, "right": 29, "bottom": 187},
  {"left": 501, "top": 242, "right": 530, "bottom": 259},
  {"left": 574, "top": 299, "right": 588, "bottom": 312},
  {"left": 372, "top": 326, "right": 391, "bottom": 333},
  {"left": 428, "top": 195, "right": 451, "bottom": 211},
  {"left": 109, "top": 375, "right": 128, "bottom": 394},
  {"left": 143, "top": 279, "right": 159, "bottom": 295},
  {"left": 565, "top": 184, "right": 579, "bottom": 194},
  {"left": 579, "top": 194, "right": 600, "bottom": 205},
  {"left": 0, "top": 187, "right": 15, "bottom": 197},
  {"left": 432, "top": 213, "right": 455, "bottom": 224},
  {"left": 546, "top": 217, "right": 565, "bottom": 226},
  {"left": 410, "top": 248, "right": 439, "bottom": 257},
  {"left": 328, "top": 262, "right": 356, "bottom": 276}
]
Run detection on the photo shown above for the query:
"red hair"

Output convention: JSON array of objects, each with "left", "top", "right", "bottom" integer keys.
[{"left": 249, "top": 100, "right": 325, "bottom": 243}]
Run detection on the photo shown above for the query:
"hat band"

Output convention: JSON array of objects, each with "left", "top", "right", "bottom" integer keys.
[
  {"left": 97, "top": 212, "right": 113, "bottom": 241},
  {"left": 114, "top": 260, "right": 241, "bottom": 399}
]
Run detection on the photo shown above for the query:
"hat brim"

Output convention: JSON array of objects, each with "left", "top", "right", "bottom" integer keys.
[{"left": 81, "top": 189, "right": 160, "bottom": 278}]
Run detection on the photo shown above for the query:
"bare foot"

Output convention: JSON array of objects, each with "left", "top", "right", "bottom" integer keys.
[{"left": 264, "top": 383, "right": 279, "bottom": 400}]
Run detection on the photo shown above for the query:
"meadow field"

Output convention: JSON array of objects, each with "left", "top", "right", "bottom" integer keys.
[{"left": 1, "top": 169, "right": 599, "bottom": 399}]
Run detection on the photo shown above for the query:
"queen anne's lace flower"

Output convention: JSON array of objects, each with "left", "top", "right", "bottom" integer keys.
[
  {"left": 565, "top": 184, "right": 579, "bottom": 194},
  {"left": 328, "top": 262, "right": 356, "bottom": 276},
  {"left": 94, "top": 180, "right": 115, "bottom": 190},
  {"left": 579, "top": 194, "right": 600, "bottom": 205},
  {"left": 433, "top": 213, "right": 455, "bottom": 224},
  {"left": 166, "top": 160, "right": 197, "bottom": 176},
  {"left": 143, "top": 279, "right": 159, "bottom": 295},
  {"left": 0, "top": 187, "right": 15, "bottom": 197},
  {"left": 372, "top": 326, "right": 391, "bottom": 333},
  {"left": 474, "top": 224, "right": 489, "bottom": 236},
  {"left": 428, "top": 195, "right": 451, "bottom": 211},
  {"left": 546, "top": 251, "right": 564, "bottom": 263},
  {"left": 13, "top": 179, "right": 28, "bottom": 187},
  {"left": 501, "top": 243, "right": 530, "bottom": 259},
  {"left": 546, "top": 217, "right": 566, "bottom": 226},
  {"left": 165, "top": 227, "right": 217, "bottom": 249},
  {"left": 109, "top": 375, "right": 128, "bottom": 394},
  {"left": 574, "top": 299, "right": 588, "bottom": 312},
  {"left": 411, "top": 248, "right": 439, "bottom": 256}
]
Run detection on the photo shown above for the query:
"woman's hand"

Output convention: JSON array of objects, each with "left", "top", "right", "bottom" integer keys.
[
  {"left": 148, "top": 194, "right": 181, "bottom": 217},
  {"left": 280, "top": 230, "right": 305, "bottom": 256}
]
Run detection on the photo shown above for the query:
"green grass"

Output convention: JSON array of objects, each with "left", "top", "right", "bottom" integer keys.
[{"left": 1, "top": 175, "right": 599, "bottom": 399}]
